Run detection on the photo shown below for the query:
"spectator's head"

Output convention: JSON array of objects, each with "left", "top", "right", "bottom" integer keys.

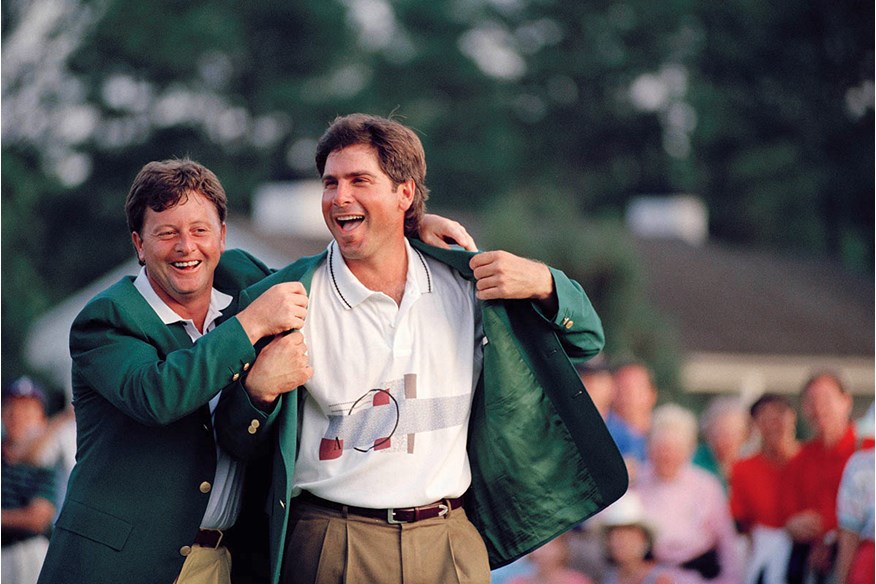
[
  {"left": 700, "top": 396, "right": 750, "bottom": 467},
  {"left": 576, "top": 359, "right": 615, "bottom": 418},
  {"left": 315, "top": 113, "right": 429, "bottom": 238},
  {"left": 801, "top": 371, "right": 852, "bottom": 444},
  {"left": 647, "top": 403, "right": 698, "bottom": 480},
  {"left": 2, "top": 376, "right": 48, "bottom": 445},
  {"left": 612, "top": 362, "right": 657, "bottom": 427},
  {"left": 601, "top": 490, "right": 655, "bottom": 567},
  {"left": 749, "top": 393, "right": 797, "bottom": 452},
  {"left": 527, "top": 532, "right": 575, "bottom": 575}
]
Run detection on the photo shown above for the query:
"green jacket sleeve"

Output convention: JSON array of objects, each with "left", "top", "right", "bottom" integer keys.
[
  {"left": 531, "top": 266, "right": 605, "bottom": 363},
  {"left": 213, "top": 380, "right": 282, "bottom": 462},
  {"left": 70, "top": 292, "right": 256, "bottom": 427},
  {"left": 213, "top": 279, "right": 290, "bottom": 461}
]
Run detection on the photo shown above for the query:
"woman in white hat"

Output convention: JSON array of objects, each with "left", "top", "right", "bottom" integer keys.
[{"left": 601, "top": 490, "right": 687, "bottom": 584}]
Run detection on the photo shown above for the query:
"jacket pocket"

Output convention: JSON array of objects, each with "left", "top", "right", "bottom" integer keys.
[{"left": 55, "top": 498, "right": 133, "bottom": 551}]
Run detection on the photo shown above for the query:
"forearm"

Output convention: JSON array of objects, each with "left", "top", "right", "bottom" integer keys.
[
  {"left": 835, "top": 529, "right": 860, "bottom": 584},
  {"left": 1, "top": 499, "right": 55, "bottom": 535}
]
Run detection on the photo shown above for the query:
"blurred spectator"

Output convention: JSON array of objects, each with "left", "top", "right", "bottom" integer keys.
[
  {"left": 600, "top": 489, "right": 687, "bottom": 584},
  {"left": 692, "top": 396, "right": 751, "bottom": 491},
  {"left": 576, "top": 359, "right": 615, "bottom": 419},
  {"left": 24, "top": 404, "right": 76, "bottom": 521},
  {"left": 730, "top": 393, "right": 800, "bottom": 584},
  {"left": 783, "top": 371, "right": 858, "bottom": 584},
  {"left": 637, "top": 404, "right": 741, "bottom": 584},
  {"left": 506, "top": 532, "right": 594, "bottom": 584},
  {"left": 835, "top": 447, "right": 874, "bottom": 584},
  {"left": 1, "top": 377, "right": 56, "bottom": 584},
  {"left": 608, "top": 362, "right": 658, "bottom": 476},
  {"left": 854, "top": 401, "right": 875, "bottom": 450}
]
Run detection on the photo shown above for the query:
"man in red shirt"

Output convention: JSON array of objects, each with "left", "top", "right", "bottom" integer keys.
[
  {"left": 783, "top": 372, "right": 857, "bottom": 584},
  {"left": 731, "top": 394, "right": 800, "bottom": 584}
]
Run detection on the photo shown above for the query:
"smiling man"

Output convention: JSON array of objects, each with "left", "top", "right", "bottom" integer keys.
[
  {"left": 37, "top": 159, "right": 315, "bottom": 584},
  {"left": 233, "top": 114, "right": 627, "bottom": 584}
]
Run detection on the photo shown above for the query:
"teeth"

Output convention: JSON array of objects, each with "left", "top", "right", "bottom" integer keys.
[
  {"left": 337, "top": 215, "right": 364, "bottom": 222},
  {"left": 173, "top": 260, "right": 200, "bottom": 268}
]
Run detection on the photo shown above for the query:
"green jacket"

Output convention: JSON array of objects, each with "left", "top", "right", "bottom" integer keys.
[
  {"left": 231, "top": 241, "right": 628, "bottom": 584},
  {"left": 38, "top": 250, "right": 275, "bottom": 584}
]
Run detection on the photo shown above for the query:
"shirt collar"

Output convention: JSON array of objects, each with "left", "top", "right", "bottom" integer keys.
[
  {"left": 133, "top": 267, "right": 232, "bottom": 332},
  {"left": 326, "top": 238, "right": 433, "bottom": 310}
]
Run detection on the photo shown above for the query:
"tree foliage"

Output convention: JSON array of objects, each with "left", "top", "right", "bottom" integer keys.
[{"left": 2, "top": 0, "right": 871, "bottom": 390}]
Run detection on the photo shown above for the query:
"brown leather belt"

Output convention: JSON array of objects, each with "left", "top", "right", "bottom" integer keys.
[
  {"left": 193, "top": 528, "right": 225, "bottom": 548},
  {"left": 298, "top": 491, "right": 464, "bottom": 524}
]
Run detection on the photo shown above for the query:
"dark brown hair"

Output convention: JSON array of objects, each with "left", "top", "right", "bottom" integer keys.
[
  {"left": 315, "top": 114, "right": 429, "bottom": 237},
  {"left": 125, "top": 158, "right": 227, "bottom": 236},
  {"left": 749, "top": 393, "right": 793, "bottom": 418}
]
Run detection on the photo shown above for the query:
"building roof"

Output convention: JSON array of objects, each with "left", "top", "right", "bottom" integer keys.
[{"left": 634, "top": 237, "right": 874, "bottom": 357}]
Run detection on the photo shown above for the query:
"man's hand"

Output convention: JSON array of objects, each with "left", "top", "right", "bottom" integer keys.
[
  {"left": 469, "top": 251, "right": 557, "bottom": 314},
  {"left": 236, "top": 282, "right": 308, "bottom": 345},
  {"left": 786, "top": 510, "right": 823, "bottom": 542},
  {"left": 243, "top": 332, "right": 313, "bottom": 410},
  {"left": 419, "top": 214, "right": 477, "bottom": 251}
]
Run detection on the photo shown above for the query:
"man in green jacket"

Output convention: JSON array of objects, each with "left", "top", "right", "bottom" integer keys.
[
  {"left": 232, "top": 114, "right": 628, "bottom": 584},
  {"left": 36, "top": 158, "right": 473, "bottom": 584},
  {"left": 36, "top": 159, "right": 314, "bottom": 584}
]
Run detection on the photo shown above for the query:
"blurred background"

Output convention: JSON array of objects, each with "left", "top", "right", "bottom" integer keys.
[{"left": 2, "top": 0, "right": 873, "bottom": 414}]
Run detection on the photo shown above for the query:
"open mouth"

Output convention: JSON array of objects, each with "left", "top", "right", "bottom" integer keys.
[
  {"left": 172, "top": 260, "right": 202, "bottom": 270},
  {"left": 336, "top": 214, "right": 365, "bottom": 232}
]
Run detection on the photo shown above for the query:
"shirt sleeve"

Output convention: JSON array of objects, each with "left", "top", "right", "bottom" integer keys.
[{"left": 837, "top": 451, "right": 869, "bottom": 534}]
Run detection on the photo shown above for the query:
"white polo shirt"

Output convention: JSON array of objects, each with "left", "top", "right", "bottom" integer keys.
[
  {"left": 133, "top": 268, "right": 245, "bottom": 530},
  {"left": 295, "top": 239, "right": 483, "bottom": 508}
]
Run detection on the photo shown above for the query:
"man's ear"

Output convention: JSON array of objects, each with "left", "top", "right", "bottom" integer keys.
[
  {"left": 397, "top": 179, "right": 415, "bottom": 212},
  {"left": 131, "top": 232, "right": 145, "bottom": 263}
]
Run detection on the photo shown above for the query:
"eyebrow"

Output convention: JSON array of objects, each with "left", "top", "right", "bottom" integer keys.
[{"left": 322, "top": 170, "right": 378, "bottom": 181}]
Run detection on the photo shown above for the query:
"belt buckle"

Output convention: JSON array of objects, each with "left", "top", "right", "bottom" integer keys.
[
  {"left": 387, "top": 508, "right": 406, "bottom": 524},
  {"left": 437, "top": 502, "right": 449, "bottom": 518}
]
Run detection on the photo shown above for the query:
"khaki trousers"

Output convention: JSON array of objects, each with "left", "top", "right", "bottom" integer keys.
[
  {"left": 281, "top": 499, "right": 490, "bottom": 584},
  {"left": 173, "top": 544, "right": 232, "bottom": 584}
]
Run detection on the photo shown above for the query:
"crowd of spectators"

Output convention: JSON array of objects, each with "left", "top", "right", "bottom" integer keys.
[{"left": 493, "top": 363, "right": 875, "bottom": 584}]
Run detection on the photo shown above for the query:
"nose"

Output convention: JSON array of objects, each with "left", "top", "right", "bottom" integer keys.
[
  {"left": 175, "top": 232, "right": 196, "bottom": 253},
  {"left": 330, "top": 181, "right": 354, "bottom": 207}
]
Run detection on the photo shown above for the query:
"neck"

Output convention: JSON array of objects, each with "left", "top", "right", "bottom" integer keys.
[
  {"left": 345, "top": 241, "right": 409, "bottom": 306},
  {"left": 624, "top": 412, "right": 651, "bottom": 434},
  {"left": 147, "top": 277, "right": 210, "bottom": 332},
  {"left": 820, "top": 424, "right": 850, "bottom": 448},
  {"left": 617, "top": 562, "right": 651, "bottom": 583},
  {"left": 166, "top": 298, "right": 210, "bottom": 333},
  {"left": 762, "top": 437, "right": 800, "bottom": 462}
]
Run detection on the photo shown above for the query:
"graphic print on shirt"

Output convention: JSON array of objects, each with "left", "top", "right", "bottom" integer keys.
[{"left": 318, "top": 373, "right": 470, "bottom": 460}]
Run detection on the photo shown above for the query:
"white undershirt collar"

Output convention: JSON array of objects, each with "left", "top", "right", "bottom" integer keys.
[{"left": 133, "top": 267, "right": 232, "bottom": 334}]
